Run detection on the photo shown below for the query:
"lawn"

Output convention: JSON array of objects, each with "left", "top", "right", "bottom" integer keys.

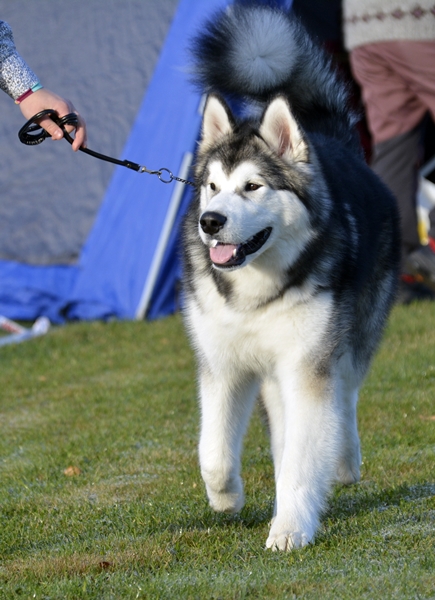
[{"left": 0, "top": 304, "right": 434, "bottom": 599}]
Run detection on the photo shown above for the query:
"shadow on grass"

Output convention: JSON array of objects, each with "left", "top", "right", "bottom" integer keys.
[
  {"left": 327, "top": 480, "right": 435, "bottom": 521},
  {"left": 164, "top": 500, "right": 273, "bottom": 536}
]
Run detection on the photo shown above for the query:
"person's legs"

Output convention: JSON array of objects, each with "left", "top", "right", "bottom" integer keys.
[
  {"left": 393, "top": 41, "right": 435, "bottom": 126},
  {"left": 373, "top": 129, "right": 435, "bottom": 297},
  {"left": 350, "top": 43, "right": 435, "bottom": 299},
  {"left": 428, "top": 208, "right": 435, "bottom": 246},
  {"left": 371, "top": 125, "right": 422, "bottom": 262},
  {"left": 350, "top": 43, "right": 428, "bottom": 145}
]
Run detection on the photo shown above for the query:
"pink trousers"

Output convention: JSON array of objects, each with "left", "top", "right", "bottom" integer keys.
[{"left": 350, "top": 40, "right": 435, "bottom": 144}]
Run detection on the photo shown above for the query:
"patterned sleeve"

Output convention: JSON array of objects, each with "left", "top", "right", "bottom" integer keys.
[{"left": 0, "top": 20, "right": 39, "bottom": 100}]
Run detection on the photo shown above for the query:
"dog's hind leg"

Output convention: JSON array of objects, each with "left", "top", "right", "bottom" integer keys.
[
  {"left": 333, "top": 353, "right": 362, "bottom": 485},
  {"left": 335, "top": 385, "right": 361, "bottom": 486},
  {"left": 198, "top": 366, "right": 259, "bottom": 514}
]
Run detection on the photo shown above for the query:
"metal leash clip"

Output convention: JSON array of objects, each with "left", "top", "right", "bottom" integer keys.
[{"left": 18, "top": 110, "right": 195, "bottom": 186}]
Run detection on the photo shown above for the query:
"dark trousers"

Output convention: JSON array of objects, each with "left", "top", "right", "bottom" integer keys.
[
  {"left": 372, "top": 124, "right": 435, "bottom": 270},
  {"left": 371, "top": 125, "right": 422, "bottom": 265}
]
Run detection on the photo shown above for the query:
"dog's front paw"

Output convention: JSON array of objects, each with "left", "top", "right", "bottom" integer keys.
[
  {"left": 266, "top": 529, "right": 312, "bottom": 551},
  {"left": 266, "top": 515, "right": 315, "bottom": 551},
  {"left": 266, "top": 530, "right": 311, "bottom": 551}
]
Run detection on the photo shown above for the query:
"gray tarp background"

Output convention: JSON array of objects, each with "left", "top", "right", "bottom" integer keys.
[{"left": 0, "top": 0, "right": 178, "bottom": 265}]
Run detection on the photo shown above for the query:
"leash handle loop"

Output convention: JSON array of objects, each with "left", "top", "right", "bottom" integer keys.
[{"left": 18, "top": 109, "right": 55, "bottom": 145}]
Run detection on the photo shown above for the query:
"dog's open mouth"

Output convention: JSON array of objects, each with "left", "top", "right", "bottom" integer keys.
[{"left": 209, "top": 227, "right": 272, "bottom": 268}]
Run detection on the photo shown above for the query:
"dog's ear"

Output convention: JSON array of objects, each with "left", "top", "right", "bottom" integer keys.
[
  {"left": 259, "top": 96, "right": 308, "bottom": 163},
  {"left": 200, "top": 94, "right": 235, "bottom": 149}
]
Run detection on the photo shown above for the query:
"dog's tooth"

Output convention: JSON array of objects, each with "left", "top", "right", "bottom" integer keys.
[
  {"left": 211, "top": 240, "right": 218, "bottom": 248},
  {"left": 232, "top": 248, "right": 238, "bottom": 257}
]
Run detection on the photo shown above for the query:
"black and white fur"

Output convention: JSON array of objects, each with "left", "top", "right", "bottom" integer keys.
[{"left": 182, "top": 3, "right": 400, "bottom": 551}]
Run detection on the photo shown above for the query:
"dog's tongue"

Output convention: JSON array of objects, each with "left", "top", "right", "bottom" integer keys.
[{"left": 210, "top": 243, "right": 237, "bottom": 264}]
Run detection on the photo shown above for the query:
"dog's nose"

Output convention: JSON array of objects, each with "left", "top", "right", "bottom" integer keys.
[{"left": 200, "top": 211, "right": 227, "bottom": 235}]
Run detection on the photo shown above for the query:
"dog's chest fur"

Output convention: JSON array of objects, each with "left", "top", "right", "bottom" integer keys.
[{"left": 185, "top": 270, "right": 333, "bottom": 377}]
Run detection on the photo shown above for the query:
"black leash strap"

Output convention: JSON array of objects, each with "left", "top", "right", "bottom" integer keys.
[{"left": 18, "top": 110, "right": 195, "bottom": 186}]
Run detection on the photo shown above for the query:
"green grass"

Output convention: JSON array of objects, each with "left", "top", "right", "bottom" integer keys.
[{"left": 0, "top": 305, "right": 434, "bottom": 599}]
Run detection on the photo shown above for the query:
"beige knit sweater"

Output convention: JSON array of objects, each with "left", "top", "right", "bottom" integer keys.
[{"left": 343, "top": 1, "right": 435, "bottom": 50}]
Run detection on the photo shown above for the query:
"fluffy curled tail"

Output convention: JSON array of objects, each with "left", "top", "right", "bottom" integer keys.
[{"left": 191, "top": 3, "right": 356, "bottom": 140}]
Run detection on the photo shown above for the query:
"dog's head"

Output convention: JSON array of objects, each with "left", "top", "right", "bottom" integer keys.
[{"left": 195, "top": 94, "right": 312, "bottom": 271}]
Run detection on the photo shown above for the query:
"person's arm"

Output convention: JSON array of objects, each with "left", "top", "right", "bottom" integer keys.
[{"left": 0, "top": 20, "right": 86, "bottom": 150}]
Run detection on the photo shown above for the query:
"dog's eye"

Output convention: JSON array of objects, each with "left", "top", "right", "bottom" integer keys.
[
  {"left": 209, "top": 182, "right": 216, "bottom": 191},
  {"left": 245, "top": 183, "right": 261, "bottom": 192}
]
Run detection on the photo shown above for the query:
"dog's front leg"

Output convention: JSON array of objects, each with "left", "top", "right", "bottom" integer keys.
[
  {"left": 266, "top": 368, "right": 343, "bottom": 551},
  {"left": 198, "top": 366, "right": 259, "bottom": 514}
]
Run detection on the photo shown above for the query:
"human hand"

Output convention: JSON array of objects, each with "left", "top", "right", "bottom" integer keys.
[{"left": 19, "top": 88, "right": 87, "bottom": 151}]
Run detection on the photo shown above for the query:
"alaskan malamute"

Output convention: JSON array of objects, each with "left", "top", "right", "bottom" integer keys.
[{"left": 182, "top": 3, "right": 400, "bottom": 550}]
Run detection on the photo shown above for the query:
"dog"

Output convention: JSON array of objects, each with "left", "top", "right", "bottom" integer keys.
[{"left": 181, "top": 3, "right": 400, "bottom": 551}]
